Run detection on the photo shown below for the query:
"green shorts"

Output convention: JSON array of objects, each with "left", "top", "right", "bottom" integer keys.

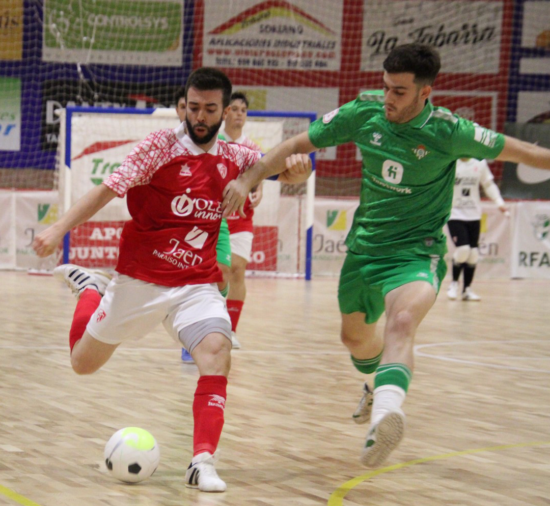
[
  {"left": 216, "top": 218, "right": 232, "bottom": 267},
  {"left": 338, "top": 251, "right": 447, "bottom": 324}
]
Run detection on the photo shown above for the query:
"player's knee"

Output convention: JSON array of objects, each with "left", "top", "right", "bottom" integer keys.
[
  {"left": 387, "top": 310, "right": 415, "bottom": 337},
  {"left": 70, "top": 355, "right": 98, "bottom": 375},
  {"left": 466, "top": 247, "right": 479, "bottom": 265},
  {"left": 453, "top": 245, "right": 471, "bottom": 264}
]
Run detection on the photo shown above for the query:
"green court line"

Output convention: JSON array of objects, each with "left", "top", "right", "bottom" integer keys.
[
  {"left": 0, "top": 485, "right": 43, "bottom": 506},
  {"left": 328, "top": 440, "right": 550, "bottom": 506}
]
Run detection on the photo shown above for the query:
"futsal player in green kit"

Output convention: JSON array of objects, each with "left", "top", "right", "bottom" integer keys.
[{"left": 222, "top": 42, "right": 550, "bottom": 468}]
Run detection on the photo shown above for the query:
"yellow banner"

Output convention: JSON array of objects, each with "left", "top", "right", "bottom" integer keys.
[{"left": 0, "top": 0, "right": 23, "bottom": 61}]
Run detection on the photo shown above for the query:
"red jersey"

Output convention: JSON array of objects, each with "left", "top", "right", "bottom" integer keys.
[
  {"left": 220, "top": 131, "right": 262, "bottom": 234},
  {"left": 103, "top": 124, "right": 261, "bottom": 287}
]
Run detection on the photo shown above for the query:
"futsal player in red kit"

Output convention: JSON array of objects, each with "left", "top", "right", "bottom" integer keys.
[{"left": 33, "top": 68, "right": 311, "bottom": 492}]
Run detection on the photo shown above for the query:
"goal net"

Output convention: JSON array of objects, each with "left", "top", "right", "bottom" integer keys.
[
  {"left": 2, "top": 0, "right": 547, "bottom": 278},
  {"left": 56, "top": 107, "right": 315, "bottom": 277}
]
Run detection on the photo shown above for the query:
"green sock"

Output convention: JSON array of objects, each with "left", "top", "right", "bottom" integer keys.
[
  {"left": 374, "top": 363, "right": 412, "bottom": 393},
  {"left": 219, "top": 283, "right": 229, "bottom": 298},
  {"left": 351, "top": 350, "right": 383, "bottom": 374}
]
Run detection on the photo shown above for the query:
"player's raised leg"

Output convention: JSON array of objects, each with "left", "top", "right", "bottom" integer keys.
[
  {"left": 53, "top": 264, "right": 118, "bottom": 374},
  {"left": 361, "top": 281, "right": 436, "bottom": 468}
]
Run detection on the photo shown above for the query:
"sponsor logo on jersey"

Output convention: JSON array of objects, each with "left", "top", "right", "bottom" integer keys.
[
  {"left": 208, "top": 394, "right": 226, "bottom": 410},
  {"left": 153, "top": 237, "right": 204, "bottom": 269},
  {"left": 474, "top": 126, "right": 498, "bottom": 148},
  {"left": 382, "top": 160, "right": 404, "bottom": 185},
  {"left": 370, "top": 132, "right": 382, "bottom": 146},
  {"left": 184, "top": 226, "right": 209, "bottom": 249},
  {"left": 326, "top": 210, "right": 347, "bottom": 231},
  {"left": 171, "top": 189, "right": 222, "bottom": 220},
  {"left": 217, "top": 163, "right": 227, "bottom": 179},
  {"left": 179, "top": 164, "right": 192, "bottom": 176},
  {"left": 412, "top": 145, "right": 430, "bottom": 160},
  {"left": 96, "top": 310, "right": 107, "bottom": 322},
  {"left": 322, "top": 108, "right": 339, "bottom": 124}
]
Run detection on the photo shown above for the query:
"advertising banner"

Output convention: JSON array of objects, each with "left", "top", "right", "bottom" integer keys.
[
  {"left": 500, "top": 123, "right": 550, "bottom": 199},
  {"left": 0, "top": 77, "right": 21, "bottom": 151},
  {"left": 43, "top": 0, "right": 184, "bottom": 66},
  {"left": 69, "top": 221, "right": 126, "bottom": 268},
  {"left": 0, "top": 191, "right": 15, "bottom": 269},
  {"left": 313, "top": 198, "right": 359, "bottom": 277},
  {"left": 361, "top": 0, "right": 503, "bottom": 74},
  {"left": 511, "top": 202, "right": 550, "bottom": 279},
  {"left": 250, "top": 226, "right": 278, "bottom": 271},
  {"left": 15, "top": 191, "right": 60, "bottom": 270},
  {"left": 202, "top": 0, "right": 343, "bottom": 70},
  {"left": 0, "top": 0, "right": 23, "bottom": 60}
]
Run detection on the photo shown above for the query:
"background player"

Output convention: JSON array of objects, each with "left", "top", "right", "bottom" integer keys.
[
  {"left": 174, "top": 88, "right": 234, "bottom": 363},
  {"left": 447, "top": 157, "right": 509, "bottom": 301},
  {"left": 33, "top": 67, "right": 311, "bottom": 492},
  {"left": 222, "top": 43, "right": 550, "bottom": 469},
  {"left": 219, "top": 92, "right": 263, "bottom": 348}
]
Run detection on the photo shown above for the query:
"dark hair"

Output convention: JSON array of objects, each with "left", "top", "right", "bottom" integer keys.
[
  {"left": 230, "top": 91, "right": 249, "bottom": 108},
  {"left": 383, "top": 43, "right": 441, "bottom": 85},
  {"left": 174, "top": 86, "right": 186, "bottom": 104},
  {"left": 184, "top": 67, "right": 232, "bottom": 108}
]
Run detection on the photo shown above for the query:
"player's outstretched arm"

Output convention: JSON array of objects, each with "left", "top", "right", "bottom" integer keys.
[
  {"left": 496, "top": 135, "right": 550, "bottom": 170},
  {"left": 223, "top": 132, "right": 316, "bottom": 216},
  {"left": 278, "top": 153, "right": 313, "bottom": 184},
  {"left": 33, "top": 184, "right": 117, "bottom": 257}
]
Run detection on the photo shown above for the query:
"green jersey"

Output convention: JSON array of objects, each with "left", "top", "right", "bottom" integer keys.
[{"left": 309, "top": 92, "right": 505, "bottom": 257}]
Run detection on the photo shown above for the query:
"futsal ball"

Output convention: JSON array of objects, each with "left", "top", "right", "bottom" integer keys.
[{"left": 104, "top": 427, "right": 160, "bottom": 483}]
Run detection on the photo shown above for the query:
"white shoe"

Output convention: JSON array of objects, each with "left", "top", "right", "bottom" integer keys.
[
  {"left": 185, "top": 452, "right": 226, "bottom": 492},
  {"left": 53, "top": 264, "right": 111, "bottom": 298},
  {"left": 352, "top": 383, "right": 373, "bottom": 425},
  {"left": 462, "top": 287, "right": 481, "bottom": 301},
  {"left": 360, "top": 409, "right": 405, "bottom": 468},
  {"left": 447, "top": 281, "right": 458, "bottom": 300},
  {"left": 231, "top": 331, "right": 241, "bottom": 350}
]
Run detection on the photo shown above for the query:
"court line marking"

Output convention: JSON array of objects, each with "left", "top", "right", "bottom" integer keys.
[
  {"left": 415, "top": 340, "right": 550, "bottom": 373},
  {"left": 327, "top": 440, "right": 550, "bottom": 506},
  {"left": 0, "top": 485, "right": 42, "bottom": 506}
]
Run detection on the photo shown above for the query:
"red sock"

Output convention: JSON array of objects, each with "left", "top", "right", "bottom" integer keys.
[
  {"left": 193, "top": 375, "right": 228, "bottom": 456},
  {"left": 226, "top": 299, "right": 244, "bottom": 332},
  {"left": 69, "top": 289, "right": 101, "bottom": 353}
]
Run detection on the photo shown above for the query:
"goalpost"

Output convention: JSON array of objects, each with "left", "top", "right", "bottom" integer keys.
[{"left": 56, "top": 106, "right": 316, "bottom": 279}]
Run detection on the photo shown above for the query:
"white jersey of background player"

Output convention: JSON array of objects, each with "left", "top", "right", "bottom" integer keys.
[
  {"left": 450, "top": 157, "right": 506, "bottom": 221},
  {"left": 447, "top": 158, "right": 508, "bottom": 301}
]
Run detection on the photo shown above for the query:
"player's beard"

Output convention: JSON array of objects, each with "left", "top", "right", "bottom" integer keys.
[
  {"left": 387, "top": 91, "right": 423, "bottom": 124},
  {"left": 186, "top": 116, "right": 223, "bottom": 146}
]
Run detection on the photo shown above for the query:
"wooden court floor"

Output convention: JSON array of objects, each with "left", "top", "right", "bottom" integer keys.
[{"left": 0, "top": 271, "right": 549, "bottom": 506}]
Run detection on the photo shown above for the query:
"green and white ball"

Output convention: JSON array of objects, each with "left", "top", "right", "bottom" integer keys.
[{"left": 104, "top": 427, "right": 160, "bottom": 483}]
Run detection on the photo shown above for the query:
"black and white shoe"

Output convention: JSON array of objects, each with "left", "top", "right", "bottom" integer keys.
[
  {"left": 185, "top": 452, "right": 226, "bottom": 492},
  {"left": 53, "top": 264, "right": 111, "bottom": 298}
]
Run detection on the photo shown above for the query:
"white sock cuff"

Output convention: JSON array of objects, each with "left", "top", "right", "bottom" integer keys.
[{"left": 373, "top": 384, "right": 406, "bottom": 397}]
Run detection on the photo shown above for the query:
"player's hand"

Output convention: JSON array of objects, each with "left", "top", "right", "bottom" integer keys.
[
  {"left": 222, "top": 178, "right": 250, "bottom": 218},
  {"left": 249, "top": 182, "right": 263, "bottom": 208},
  {"left": 499, "top": 204, "right": 510, "bottom": 217},
  {"left": 33, "top": 225, "right": 64, "bottom": 258},
  {"left": 278, "top": 154, "right": 312, "bottom": 184}
]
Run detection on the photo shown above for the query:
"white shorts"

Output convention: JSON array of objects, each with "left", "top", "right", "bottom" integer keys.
[
  {"left": 86, "top": 275, "right": 231, "bottom": 346},
  {"left": 230, "top": 231, "right": 254, "bottom": 262}
]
